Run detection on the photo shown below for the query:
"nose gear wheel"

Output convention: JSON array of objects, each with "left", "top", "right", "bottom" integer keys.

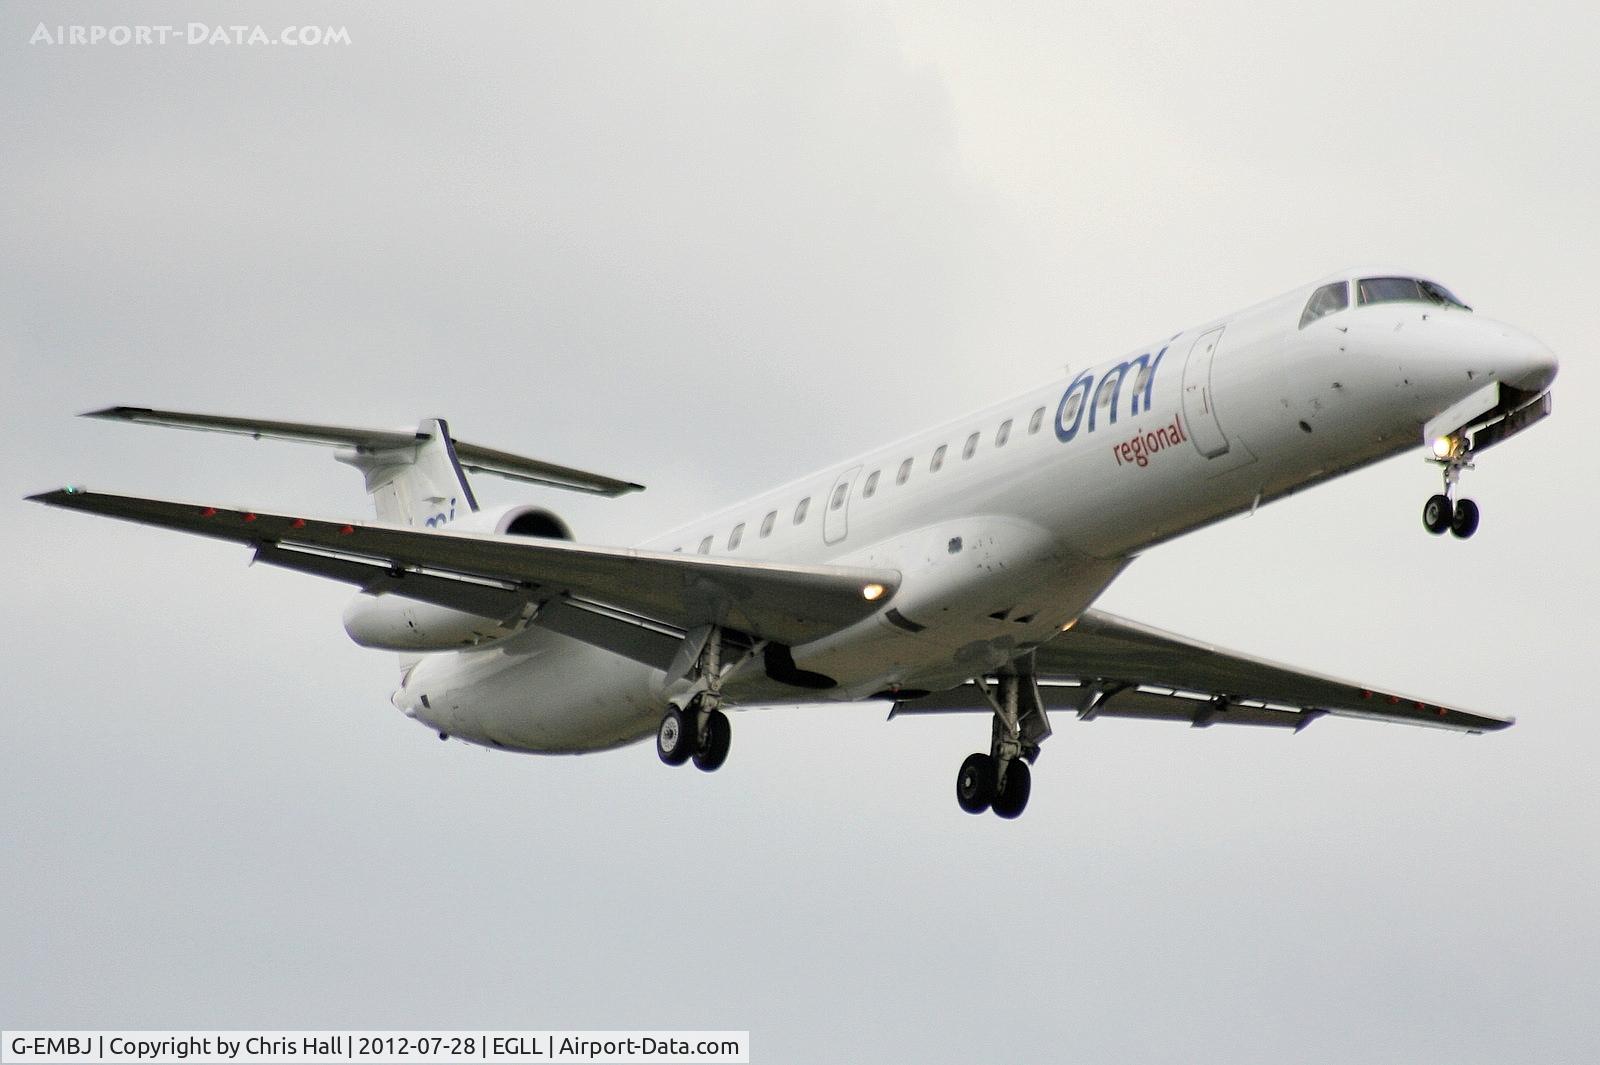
[
  {"left": 1423, "top": 442, "right": 1480, "bottom": 539},
  {"left": 1423, "top": 494, "right": 1452, "bottom": 534}
]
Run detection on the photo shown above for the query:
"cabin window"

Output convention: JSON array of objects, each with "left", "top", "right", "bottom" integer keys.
[
  {"left": 728, "top": 523, "right": 744, "bottom": 550},
  {"left": 697, "top": 535, "right": 712, "bottom": 554},
  {"left": 863, "top": 470, "right": 880, "bottom": 498},
  {"left": 1029, "top": 406, "right": 1045, "bottom": 434},
  {"left": 760, "top": 510, "right": 776, "bottom": 538},
  {"left": 963, "top": 433, "right": 979, "bottom": 459},
  {"left": 793, "top": 497, "right": 810, "bottom": 524},
  {"left": 897, "top": 457, "right": 913, "bottom": 485},
  {"left": 1062, "top": 392, "right": 1083, "bottom": 424},
  {"left": 996, "top": 419, "right": 1012, "bottom": 447},
  {"left": 830, "top": 482, "right": 848, "bottom": 511},
  {"left": 1133, "top": 364, "right": 1151, "bottom": 393},
  {"left": 930, "top": 444, "right": 947, "bottom": 472},
  {"left": 1299, "top": 281, "right": 1349, "bottom": 328}
]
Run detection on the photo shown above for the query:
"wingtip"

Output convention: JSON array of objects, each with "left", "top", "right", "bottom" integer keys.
[
  {"left": 80, "top": 405, "right": 147, "bottom": 420},
  {"left": 591, "top": 480, "right": 646, "bottom": 497},
  {"left": 26, "top": 486, "right": 84, "bottom": 504}
]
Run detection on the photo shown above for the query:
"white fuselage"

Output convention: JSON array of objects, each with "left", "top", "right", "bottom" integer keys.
[{"left": 395, "top": 273, "right": 1557, "bottom": 753}]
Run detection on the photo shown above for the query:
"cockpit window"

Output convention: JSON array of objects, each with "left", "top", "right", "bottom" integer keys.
[
  {"left": 1419, "top": 280, "right": 1470, "bottom": 309},
  {"left": 1299, "top": 281, "right": 1349, "bottom": 328},
  {"left": 1357, "top": 276, "right": 1470, "bottom": 310}
]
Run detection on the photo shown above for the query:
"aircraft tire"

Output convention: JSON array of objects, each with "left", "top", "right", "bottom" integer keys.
[
  {"left": 1450, "top": 498, "right": 1480, "bottom": 539},
  {"left": 956, "top": 753, "right": 997, "bottom": 814},
  {"left": 991, "top": 760, "right": 1031, "bottom": 819},
  {"left": 1422, "top": 494, "right": 1453, "bottom": 535},
  {"left": 656, "top": 707, "right": 694, "bottom": 766},
  {"left": 692, "top": 709, "right": 731, "bottom": 772}
]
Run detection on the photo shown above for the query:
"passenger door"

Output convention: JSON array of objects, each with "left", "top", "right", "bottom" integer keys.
[
  {"left": 1181, "top": 326, "right": 1231, "bottom": 458},
  {"left": 823, "top": 465, "right": 862, "bottom": 546}
]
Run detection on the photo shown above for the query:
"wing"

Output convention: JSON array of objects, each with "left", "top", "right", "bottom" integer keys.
[
  {"left": 893, "top": 607, "right": 1511, "bottom": 734},
  {"left": 28, "top": 488, "right": 898, "bottom": 655}
]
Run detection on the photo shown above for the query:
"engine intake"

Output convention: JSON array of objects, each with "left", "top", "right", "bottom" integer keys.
[{"left": 447, "top": 504, "right": 573, "bottom": 540}]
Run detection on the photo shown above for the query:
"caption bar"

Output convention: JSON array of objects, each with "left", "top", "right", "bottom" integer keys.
[{"left": 2, "top": 1033, "right": 749, "bottom": 1065}]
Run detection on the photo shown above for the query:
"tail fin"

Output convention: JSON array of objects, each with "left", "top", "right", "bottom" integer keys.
[
  {"left": 337, "top": 418, "right": 476, "bottom": 527},
  {"left": 81, "top": 407, "right": 643, "bottom": 527}
]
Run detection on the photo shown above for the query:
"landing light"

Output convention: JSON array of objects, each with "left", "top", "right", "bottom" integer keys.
[
  {"left": 1432, "top": 435, "right": 1457, "bottom": 460},
  {"left": 862, "top": 582, "right": 886, "bottom": 602}
]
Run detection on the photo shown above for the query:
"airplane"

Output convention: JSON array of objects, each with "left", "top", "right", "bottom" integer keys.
[{"left": 29, "top": 268, "right": 1559, "bottom": 818}]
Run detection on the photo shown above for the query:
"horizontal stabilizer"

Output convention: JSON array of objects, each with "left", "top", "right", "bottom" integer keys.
[{"left": 83, "top": 406, "right": 644, "bottom": 496}]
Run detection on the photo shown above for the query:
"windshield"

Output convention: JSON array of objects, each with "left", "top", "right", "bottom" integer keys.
[
  {"left": 1299, "top": 281, "right": 1349, "bottom": 328},
  {"left": 1357, "top": 276, "right": 1470, "bottom": 310}
]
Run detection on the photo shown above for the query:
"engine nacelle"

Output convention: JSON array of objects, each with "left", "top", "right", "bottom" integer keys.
[
  {"left": 342, "top": 504, "right": 572, "bottom": 652},
  {"left": 444, "top": 503, "right": 574, "bottom": 540},
  {"left": 343, "top": 595, "right": 528, "bottom": 651}
]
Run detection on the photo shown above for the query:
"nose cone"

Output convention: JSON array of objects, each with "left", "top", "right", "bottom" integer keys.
[{"left": 1488, "top": 321, "right": 1559, "bottom": 393}]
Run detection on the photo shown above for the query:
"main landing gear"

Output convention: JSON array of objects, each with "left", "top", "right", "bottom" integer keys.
[
  {"left": 656, "top": 627, "right": 734, "bottom": 773},
  {"left": 657, "top": 694, "right": 732, "bottom": 772},
  {"left": 1423, "top": 436, "right": 1480, "bottom": 539},
  {"left": 954, "top": 663, "right": 1052, "bottom": 819}
]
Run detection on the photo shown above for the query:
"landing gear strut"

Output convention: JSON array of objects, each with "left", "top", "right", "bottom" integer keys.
[
  {"left": 1424, "top": 437, "right": 1480, "bottom": 539},
  {"left": 656, "top": 626, "right": 734, "bottom": 773},
  {"left": 954, "top": 660, "right": 1050, "bottom": 819}
]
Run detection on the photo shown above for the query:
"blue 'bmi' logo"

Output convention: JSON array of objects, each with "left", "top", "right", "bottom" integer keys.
[
  {"left": 422, "top": 498, "right": 458, "bottom": 528},
  {"left": 1056, "top": 346, "right": 1168, "bottom": 444}
]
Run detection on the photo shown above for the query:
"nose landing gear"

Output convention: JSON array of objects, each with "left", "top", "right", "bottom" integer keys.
[{"left": 1423, "top": 438, "right": 1480, "bottom": 539}]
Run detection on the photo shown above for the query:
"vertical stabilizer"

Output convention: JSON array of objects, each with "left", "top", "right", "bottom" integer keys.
[{"left": 337, "top": 418, "right": 479, "bottom": 527}]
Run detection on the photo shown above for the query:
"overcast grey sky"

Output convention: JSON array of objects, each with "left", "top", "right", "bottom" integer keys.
[{"left": 4, "top": 3, "right": 1598, "bottom": 1062}]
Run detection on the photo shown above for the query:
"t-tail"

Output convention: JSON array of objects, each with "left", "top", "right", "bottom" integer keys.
[
  {"left": 77, "top": 406, "right": 645, "bottom": 674},
  {"left": 81, "top": 407, "right": 643, "bottom": 528},
  {"left": 337, "top": 417, "right": 476, "bottom": 528}
]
